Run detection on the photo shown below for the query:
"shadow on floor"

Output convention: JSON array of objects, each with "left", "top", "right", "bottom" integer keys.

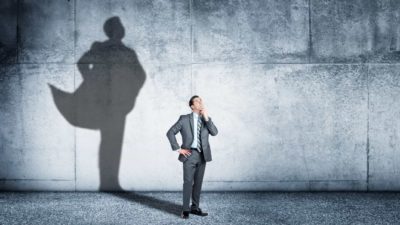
[{"left": 109, "top": 192, "right": 182, "bottom": 217}]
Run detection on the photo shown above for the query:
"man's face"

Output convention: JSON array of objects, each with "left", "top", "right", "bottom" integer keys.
[{"left": 191, "top": 97, "right": 203, "bottom": 111}]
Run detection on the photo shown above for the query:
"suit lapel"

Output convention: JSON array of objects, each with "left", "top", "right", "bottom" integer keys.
[
  {"left": 189, "top": 112, "right": 194, "bottom": 136},
  {"left": 200, "top": 116, "right": 204, "bottom": 128}
]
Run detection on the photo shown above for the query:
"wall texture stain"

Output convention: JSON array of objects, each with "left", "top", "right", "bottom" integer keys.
[{"left": 0, "top": 0, "right": 399, "bottom": 191}]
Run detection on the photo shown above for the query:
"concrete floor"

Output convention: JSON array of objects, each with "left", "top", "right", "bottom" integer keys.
[{"left": 0, "top": 192, "right": 399, "bottom": 225}]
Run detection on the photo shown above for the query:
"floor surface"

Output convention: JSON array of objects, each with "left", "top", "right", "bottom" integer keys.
[{"left": 1, "top": 192, "right": 399, "bottom": 224}]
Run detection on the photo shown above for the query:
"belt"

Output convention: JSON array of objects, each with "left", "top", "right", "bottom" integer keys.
[{"left": 190, "top": 148, "right": 201, "bottom": 152}]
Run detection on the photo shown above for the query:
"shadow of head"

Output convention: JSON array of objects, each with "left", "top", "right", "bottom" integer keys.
[{"left": 104, "top": 16, "right": 125, "bottom": 41}]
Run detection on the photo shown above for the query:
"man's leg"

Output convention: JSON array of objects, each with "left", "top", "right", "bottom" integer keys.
[
  {"left": 191, "top": 156, "right": 206, "bottom": 210},
  {"left": 183, "top": 153, "right": 197, "bottom": 212}
]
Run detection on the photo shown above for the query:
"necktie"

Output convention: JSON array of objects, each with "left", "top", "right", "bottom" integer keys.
[{"left": 197, "top": 116, "right": 202, "bottom": 152}]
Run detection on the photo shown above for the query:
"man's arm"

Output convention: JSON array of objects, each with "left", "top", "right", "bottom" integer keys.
[
  {"left": 201, "top": 108, "right": 218, "bottom": 136},
  {"left": 166, "top": 116, "right": 183, "bottom": 150},
  {"left": 204, "top": 117, "right": 218, "bottom": 136}
]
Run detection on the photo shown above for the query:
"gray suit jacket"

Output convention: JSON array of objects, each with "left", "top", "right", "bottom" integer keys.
[{"left": 166, "top": 113, "right": 218, "bottom": 162}]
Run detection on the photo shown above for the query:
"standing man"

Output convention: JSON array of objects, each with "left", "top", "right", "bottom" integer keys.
[{"left": 166, "top": 95, "right": 218, "bottom": 219}]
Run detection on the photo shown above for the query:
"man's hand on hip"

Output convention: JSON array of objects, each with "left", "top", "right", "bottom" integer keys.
[{"left": 178, "top": 149, "right": 192, "bottom": 157}]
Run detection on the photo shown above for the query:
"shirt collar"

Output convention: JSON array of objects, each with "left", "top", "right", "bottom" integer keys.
[{"left": 192, "top": 112, "right": 200, "bottom": 118}]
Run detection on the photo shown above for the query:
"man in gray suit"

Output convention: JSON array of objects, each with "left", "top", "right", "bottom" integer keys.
[{"left": 166, "top": 95, "right": 218, "bottom": 219}]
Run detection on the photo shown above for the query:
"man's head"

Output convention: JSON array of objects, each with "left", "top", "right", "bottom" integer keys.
[{"left": 189, "top": 95, "right": 203, "bottom": 112}]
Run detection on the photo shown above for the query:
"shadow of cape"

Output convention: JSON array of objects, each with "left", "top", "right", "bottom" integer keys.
[{"left": 49, "top": 16, "right": 146, "bottom": 191}]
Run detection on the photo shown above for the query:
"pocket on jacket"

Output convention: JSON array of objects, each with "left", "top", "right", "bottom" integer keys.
[{"left": 178, "top": 154, "right": 189, "bottom": 162}]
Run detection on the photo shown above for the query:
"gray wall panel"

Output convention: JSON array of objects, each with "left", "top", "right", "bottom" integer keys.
[{"left": 0, "top": 0, "right": 399, "bottom": 190}]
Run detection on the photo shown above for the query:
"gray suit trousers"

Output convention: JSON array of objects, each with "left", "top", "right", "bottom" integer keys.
[{"left": 183, "top": 149, "right": 206, "bottom": 211}]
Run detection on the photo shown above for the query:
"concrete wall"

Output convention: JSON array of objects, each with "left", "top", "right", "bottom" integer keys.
[{"left": 0, "top": 0, "right": 400, "bottom": 191}]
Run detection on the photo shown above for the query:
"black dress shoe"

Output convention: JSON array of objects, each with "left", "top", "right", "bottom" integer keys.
[
  {"left": 181, "top": 211, "right": 190, "bottom": 219},
  {"left": 190, "top": 208, "right": 208, "bottom": 216}
]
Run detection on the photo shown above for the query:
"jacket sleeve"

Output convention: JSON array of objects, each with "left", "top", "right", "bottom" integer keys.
[
  {"left": 166, "top": 116, "right": 183, "bottom": 150},
  {"left": 204, "top": 117, "right": 218, "bottom": 136}
]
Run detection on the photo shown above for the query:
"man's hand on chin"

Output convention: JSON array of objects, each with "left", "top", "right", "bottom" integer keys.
[{"left": 200, "top": 108, "right": 209, "bottom": 121}]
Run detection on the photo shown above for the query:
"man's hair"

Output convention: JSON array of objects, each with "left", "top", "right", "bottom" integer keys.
[{"left": 189, "top": 95, "right": 200, "bottom": 107}]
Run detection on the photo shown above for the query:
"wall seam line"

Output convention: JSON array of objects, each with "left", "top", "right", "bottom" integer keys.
[
  {"left": 73, "top": 0, "right": 77, "bottom": 192},
  {"left": 190, "top": 0, "right": 194, "bottom": 95},
  {"left": 16, "top": 0, "right": 20, "bottom": 63},
  {"left": 366, "top": 65, "right": 370, "bottom": 191},
  {"left": 308, "top": 0, "right": 312, "bottom": 64}
]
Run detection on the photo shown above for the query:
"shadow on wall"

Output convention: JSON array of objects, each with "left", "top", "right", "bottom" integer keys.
[{"left": 49, "top": 16, "right": 146, "bottom": 191}]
